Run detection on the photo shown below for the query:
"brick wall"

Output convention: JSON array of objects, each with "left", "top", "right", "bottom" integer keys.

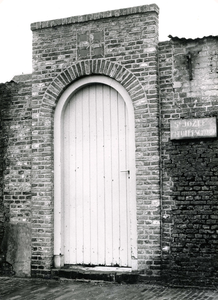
[
  {"left": 159, "top": 36, "right": 218, "bottom": 285},
  {"left": 0, "top": 75, "right": 32, "bottom": 276},
  {"left": 30, "top": 4, "right": 160, "bottom": 278},
  {"left": 1, "top": 4, "right": 218, "bottom": 285}
]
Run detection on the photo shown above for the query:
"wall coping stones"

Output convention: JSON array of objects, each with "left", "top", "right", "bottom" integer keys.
[
  {"left": 12, "top": 74, "right": 32, "bottom": 83},
  {"left": 30, "top": 4, "right": 159, "bottom": 31}
]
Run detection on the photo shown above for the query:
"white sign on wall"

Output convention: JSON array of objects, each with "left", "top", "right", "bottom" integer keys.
[{"left": 170, "top": 117, "right": 217, "bottom": 140}]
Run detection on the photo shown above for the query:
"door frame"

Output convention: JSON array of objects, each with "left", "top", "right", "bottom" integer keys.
[{"left": 54, "top": 75, "right": 137, "bottom": 270}]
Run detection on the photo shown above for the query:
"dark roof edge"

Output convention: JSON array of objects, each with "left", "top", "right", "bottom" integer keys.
[
  {"left": 31, "top": 4, "right": 159, "bottom": 31},
  {"left": 168, "top": 34, "right": 218, "bottom": 43}
]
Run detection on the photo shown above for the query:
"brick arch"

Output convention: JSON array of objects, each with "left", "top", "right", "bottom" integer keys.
[{"left": 41, "top": 59, "right": 146, "bottom": 112}]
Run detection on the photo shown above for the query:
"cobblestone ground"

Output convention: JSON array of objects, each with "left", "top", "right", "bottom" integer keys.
[{"left": 0, "top": 277, "right": 218, "bottom": 300}]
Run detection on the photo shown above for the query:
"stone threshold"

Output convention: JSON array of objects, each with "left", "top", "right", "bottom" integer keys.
[{"left": 51, "top": 265, "right": 139, "bottom": 283}]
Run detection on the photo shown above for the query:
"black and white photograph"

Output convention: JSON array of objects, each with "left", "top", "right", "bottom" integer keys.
[{"left": 0, "top": 0, "right": 218, "bottom": 299}]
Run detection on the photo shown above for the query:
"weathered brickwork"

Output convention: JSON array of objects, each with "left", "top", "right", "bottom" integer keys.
[
  {"left": 159, "top": 37, "right": 218, "bottom": 285},
  {"left": 0, "top": 4, "right": 218, "bottom": 286},
  {"left": 0, "top": 75, "right": 32, "bottom": 276}
]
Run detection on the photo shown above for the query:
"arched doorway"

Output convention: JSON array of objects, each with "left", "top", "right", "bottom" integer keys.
[{"left": 54, "top": 76, "right": 137, "bottom": 270}]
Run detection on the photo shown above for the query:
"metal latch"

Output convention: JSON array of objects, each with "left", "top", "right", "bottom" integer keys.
[{"left": 120, "top": 170, "right": 130, "bottom": 178}]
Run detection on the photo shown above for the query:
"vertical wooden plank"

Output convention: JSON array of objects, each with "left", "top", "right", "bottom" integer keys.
[
  {"left": 63, "top": 97, "right": 78, "bottom": 264},
  {"left": 89, "top": 84, "right": 98, "bottom": 265},
  {"left": 82, "top": 87, "right": 91, "bottom": 264},
  {"left": 124, "top": 104, "right": 131, "bottom": 267},
  {"left": 71, "top": 98, "right": 78, "bottom": 264},
  {"left": 96, "top": 84, "right": 105, "bottom": 265},
  {"left": 74, "top": 92, "right": 84, "bottom": 264},
  {"left": 63, "top": 104, "right": 70, "bottom": 263},
  {"left": 110, "top": 89, "right": 120, "bottom": 266},
  {"left": 103, "top": 85, "right": 113, "bottom": 266},
  {"left": 68, "top": 98, "right": 77, "bottom": 264},
  {"left": 118, "top": 96, "right": 128, "bottom": 266}
]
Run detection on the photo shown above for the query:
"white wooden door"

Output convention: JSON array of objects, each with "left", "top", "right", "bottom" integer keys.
[{"left": 62, "top": 83, "right": 132, "bottom": 267}]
